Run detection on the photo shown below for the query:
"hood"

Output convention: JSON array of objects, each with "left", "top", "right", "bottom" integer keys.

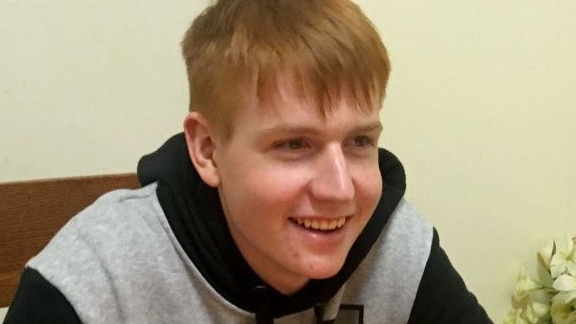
[{"left": 137, "top": 133, "right": 406, "bottom": 320}]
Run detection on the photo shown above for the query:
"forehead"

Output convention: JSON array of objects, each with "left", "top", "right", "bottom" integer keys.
[
  {"left": 217, "top": 72, "right": 381, "bottom": 142},
  {"left": 240, "top": 87, "right": 382, "bottom": 137}
]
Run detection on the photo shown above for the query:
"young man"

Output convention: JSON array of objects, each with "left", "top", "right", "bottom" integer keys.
[{"left": 5, "top": 0, "right": 493, "bottom": 323}]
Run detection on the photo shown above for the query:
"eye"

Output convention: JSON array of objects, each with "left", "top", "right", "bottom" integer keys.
[
  {"left": 271, "top": 138, "right": 315, "bottom": 161},
  {"left": 275, "top": 138, "right": 310, "bottom": 150},
  {"left": 351, "top": 135, "right": 375, "bottom": 148}
]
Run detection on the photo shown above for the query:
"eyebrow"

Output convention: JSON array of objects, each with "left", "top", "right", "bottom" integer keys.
[
  {"left": 351, "top": 121, "right": 383, "bottom": 134},
  {"left": 259, "top": 121, "right": 383, "bottom": 137}
]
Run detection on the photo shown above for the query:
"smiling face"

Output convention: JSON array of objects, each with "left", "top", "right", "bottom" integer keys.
[
  {"left": 191, "top": 87, "right": 383, "bottom": 295},
  {"left": 185, "top": 84, "right": 383, "bottom": 296}
]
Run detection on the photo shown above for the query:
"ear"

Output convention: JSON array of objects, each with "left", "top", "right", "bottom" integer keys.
[{"left": 183, "top": 112, "right": 220, "bottom": 187}]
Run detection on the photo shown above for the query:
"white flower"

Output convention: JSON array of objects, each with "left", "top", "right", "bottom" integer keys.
[
  {"left": 550, "top": 271, "right": 576, "bottom": 324},
  {"left": 504, "top": 301, "right": 550, "bottom": 324},
  {"left": 514, "top": 267, "right": 544, "bottom": 302},
  {"left": 553, "top": 274, "right": 576, "bottom": 292},
  {"left": 539, "top": 241, "right": 556, "bottom": 270},
  {"left": 506, "top": 237, "right": 576, "bottom": 324},
  {"left": 523, "top": 301, "right": 551, "bottom": 324},
  {"left": 549, "top": 237, "right": 576, "bottom": 279},
  {"left": 504, "top": 309, "right": 530, "bottom": 324},
  {"left": 550, "top": 290, "right": 576, "bottom": 324}
]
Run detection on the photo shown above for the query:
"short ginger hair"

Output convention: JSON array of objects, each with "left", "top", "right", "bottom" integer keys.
[{"left": 182, "top": 0, "right": 391, "bottom": 139}]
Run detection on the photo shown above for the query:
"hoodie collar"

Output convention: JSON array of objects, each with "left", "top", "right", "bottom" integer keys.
[{"left": 137, "top": 133, "right": 406, "bottom": 318}]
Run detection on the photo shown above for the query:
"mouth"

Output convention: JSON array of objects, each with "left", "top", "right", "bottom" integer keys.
[{"left": 289, "top": 217, "right": 348, "bottom": 232}]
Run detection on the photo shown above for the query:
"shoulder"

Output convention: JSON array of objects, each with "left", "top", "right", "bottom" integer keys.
[
  {"left": 73, "top": 182, "right": 162, "bottom": 225},
  {"left": 32, "top": 184, "right": 161, "bottom": 258},
  {"left": 25, "top": 183, "right": 179, "bottom": 322},
  {"left": 28, "top": 183, "right": 169, "bottom": 270}
]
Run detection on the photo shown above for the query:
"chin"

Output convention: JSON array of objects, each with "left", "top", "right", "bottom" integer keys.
[{"left": 301, "top": 258, "right": 347, "bottom": 280}]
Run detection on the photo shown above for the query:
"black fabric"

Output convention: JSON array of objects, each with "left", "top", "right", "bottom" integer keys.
[
  {"left": 3, "top": 268, "right": 81, "bottom": 324},
  {"left": 137, "top": 133, "right": 407, "bottom": 319},
  {"left": 407, "top": 229, "right": 493, "bottom": 324}
]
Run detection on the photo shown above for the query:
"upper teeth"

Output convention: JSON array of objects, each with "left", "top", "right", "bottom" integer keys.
[{"left": 293, "top": 217, "right": 346, "bottom": 231}]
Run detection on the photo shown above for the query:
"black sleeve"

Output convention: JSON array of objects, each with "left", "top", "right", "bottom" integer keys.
[
  {"left": 407, "top": 229, "right": 493, "bottom": 324},
  {"left": 3, "top": 267, "right": 82, "bottom": 324}
]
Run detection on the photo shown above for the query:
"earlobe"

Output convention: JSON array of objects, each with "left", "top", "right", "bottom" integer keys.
[{"left": 183, "top": 112, "right": 220, "bottom": 187}]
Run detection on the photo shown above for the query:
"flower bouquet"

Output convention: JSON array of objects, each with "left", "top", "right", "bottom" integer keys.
[{"left": 505, "top": 237, "right": 576, "bottom": 324}]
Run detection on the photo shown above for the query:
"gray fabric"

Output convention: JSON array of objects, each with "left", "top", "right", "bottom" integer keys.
[
  {"left": 341, "top": 200, "right": 433, "bottom": 323},
  {"left": 28, "top": 184, "right": 432, "bottom": 323}
]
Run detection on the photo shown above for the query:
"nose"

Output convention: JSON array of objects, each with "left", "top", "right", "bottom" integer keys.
[{"left": 310, "top": 145, "right": 355, "bottom": 202}]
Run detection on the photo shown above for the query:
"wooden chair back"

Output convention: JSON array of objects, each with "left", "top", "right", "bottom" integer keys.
[{"left": 0, "top": 173, "right": 140, "bottom": 307}]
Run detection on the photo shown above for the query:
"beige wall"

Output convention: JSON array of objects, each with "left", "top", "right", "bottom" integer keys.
[{"left": 2, "top": 0, "right": 576, "bottom": 321}]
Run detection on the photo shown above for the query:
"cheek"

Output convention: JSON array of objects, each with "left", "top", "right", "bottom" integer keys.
[
  {"left": 355, "top": 169, "right": 383, "bottom": 208},
  {"left": 221, "top": 169, "right": 308, "bottom": 226},
  {"left": 239, "top": 169, "right": 308, "bottom": 204}
]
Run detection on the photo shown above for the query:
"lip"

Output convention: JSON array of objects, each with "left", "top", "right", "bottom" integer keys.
[
  {"left": 288, "top": 215, "right": 353, "bottom": 247},
  {"left": 287, "top": 216, "right": 352, "bottom": 252}
]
